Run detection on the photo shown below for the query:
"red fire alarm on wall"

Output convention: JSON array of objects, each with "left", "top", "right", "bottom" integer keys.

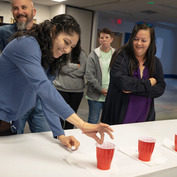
[{"left": 117, "top": 19, "right": 122, "bottom": 24}]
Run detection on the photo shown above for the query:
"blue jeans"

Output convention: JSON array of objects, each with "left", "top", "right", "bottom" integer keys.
[
  {"left": 87, "top": 100, "right": 104, "bottom": 124},
  {"left": 17, "top": 99, "right": 51, "bottom": 134}
]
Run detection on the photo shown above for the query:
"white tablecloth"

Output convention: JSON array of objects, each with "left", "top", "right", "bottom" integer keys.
[{"left": 0, "top": 119, "right": 177, "bottom": 177}]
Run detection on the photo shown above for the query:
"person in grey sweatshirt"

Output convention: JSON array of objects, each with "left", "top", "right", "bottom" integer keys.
[
  {"left": 53, "top": 50, "right": 86, "bottom": 129},
  {"left": 86, "top": 28, "right": 115, "bottom": 124}
]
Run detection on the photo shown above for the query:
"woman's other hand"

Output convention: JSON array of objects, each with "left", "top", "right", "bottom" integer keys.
[
  {"left": 66, "top": 113, "right": 114, "bottom": 145},
  {"left": 122, "top": 90, "right": 132, "bottom": 94},
  {"left": 149, "top": 78, "right": 157, "bottom": 86},
  {"left": 82, "top": 122, "right": 114, "bottom": 144}
]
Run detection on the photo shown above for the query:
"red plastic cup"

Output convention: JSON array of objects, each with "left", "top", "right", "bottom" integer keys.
[
  {"left": 175, "top": 134, "right": 177, "bottom": 151},
  {"left": 138, "top": 137, "right": 156, "bottom": 162},
  {"left": 96, "top": 142, "right": 115, "bottom": 170}
]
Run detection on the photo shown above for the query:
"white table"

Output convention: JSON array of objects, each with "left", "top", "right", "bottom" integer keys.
[{"left": 0, "top": 119, "right": 177, "bottom": 177}]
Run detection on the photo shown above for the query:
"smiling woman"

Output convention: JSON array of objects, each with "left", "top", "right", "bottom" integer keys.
[
  {"left": 0, "top": 14, "right": 114, "bottom": 149},
  {"left": 101, "top": 22, "right": 166, "bottom": 125},
  {"left": 52, "top": 31, "right": 79, "bottom": 58}
]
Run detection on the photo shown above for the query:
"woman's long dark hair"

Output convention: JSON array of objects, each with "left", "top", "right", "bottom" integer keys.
[
  {"left": 70, "top": 38, "right": 81, "bottom": 64},
  {"left": 12, "top": 14, "right": 81, "bottom": 76},
  {"left": 110, "top": 22, "right": 156, "bottom": 77}
]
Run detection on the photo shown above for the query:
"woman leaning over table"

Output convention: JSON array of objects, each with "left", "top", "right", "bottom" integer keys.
[
  {"left": 0, "top": 14, "right": 114, "bottom": 149},
  {"left": 101, "top": 22, "right": 166, "bottom": 125}
]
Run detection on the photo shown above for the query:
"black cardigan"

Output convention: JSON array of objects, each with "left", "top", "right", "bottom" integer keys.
[{"left": 101, "top": 49, "right": 166, "bottom": 125}]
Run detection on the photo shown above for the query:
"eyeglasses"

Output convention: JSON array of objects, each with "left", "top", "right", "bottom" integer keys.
[{"left": 135, "top": 21, "right": 155, "bottom": 28}]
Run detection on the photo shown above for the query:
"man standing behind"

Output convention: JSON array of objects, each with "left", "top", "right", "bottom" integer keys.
[
  {"left": 85, "top": 28, "right": 115, "bottom": 124},
  {"left": 0, "top": 0, "right": 50, "bottom": 134},
  {"left": 0, "top": 0, "right": 35, "bottom": 50}
]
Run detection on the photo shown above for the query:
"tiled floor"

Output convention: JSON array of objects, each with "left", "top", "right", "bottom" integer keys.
[
  {"left": 155, "top": 78, "right": 177, "bottom": 121},
  {"left": 24, "top": 78, "right": 177, "bottom": 133}
]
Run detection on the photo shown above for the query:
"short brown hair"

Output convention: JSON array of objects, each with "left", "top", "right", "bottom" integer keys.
[{"left": 98, "top": 28, "right": 113, "bottom": 38}]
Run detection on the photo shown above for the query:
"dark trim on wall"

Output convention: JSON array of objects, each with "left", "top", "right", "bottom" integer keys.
[
  {"left": 164, "top": 74, "right": 177, "bottom": 79},
  {"left": 90, "top": 11, "right": 94, "bottom": 53},
  {"left": 0, "top": 23, "right": 10, "bottom": 26}
]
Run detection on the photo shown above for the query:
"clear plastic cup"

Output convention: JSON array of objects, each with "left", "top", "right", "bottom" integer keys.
[
  {"left": 96, "top": 142, "right": 115, "bottom": 170},
  {"left": 138, "top": 137, "right": 156, "bottom": 162}
]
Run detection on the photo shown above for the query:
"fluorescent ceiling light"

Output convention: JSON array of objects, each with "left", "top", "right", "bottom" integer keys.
[{"left": 51, "top": 0, "right": 67, "bottom": 2}]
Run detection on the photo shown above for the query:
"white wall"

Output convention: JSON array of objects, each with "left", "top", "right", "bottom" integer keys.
[
  {"left": 97, "top": 12, "right": 177, "bottom": 76},
  {"left": 50, "top": 4, "right": 66, "bottom": 19},
  {"left": 155, "top": 28, "right": 176, "bottom": 75},
  {"left": 66, "top": 6, "right": 93, "bottom": 55},
  {"left": 34, "top": 4, "right": 50, "bottom": 23},
  {"left": 0, "top": 2, "right": 13, "bottom": 23}
]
